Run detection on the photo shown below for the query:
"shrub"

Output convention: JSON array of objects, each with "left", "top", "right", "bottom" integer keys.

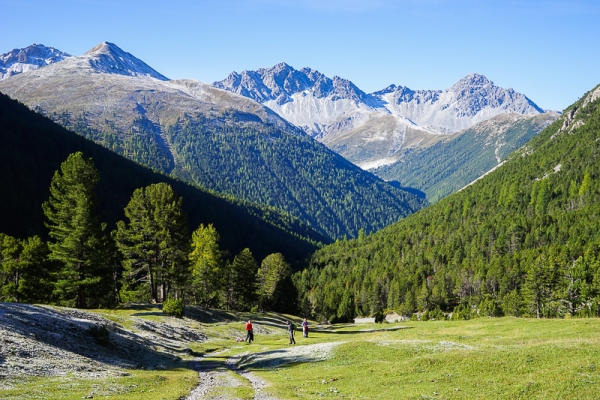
[
  {"left": 163, "top": 298, "right": 185, "bottom": 318},
  {"left": 428, "top": 307, "right": 445, "bottom": 320},
  {"left": 87, "top": 325, "right": 110, "bottom": 346},
  {"left": 479, "top": 296, "right": 503, "bottom": 317}
]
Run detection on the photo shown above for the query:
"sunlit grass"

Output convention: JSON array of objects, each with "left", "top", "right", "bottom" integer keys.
[
  {"left": 255, "top": 318, "right": 600, "bottom": 399},
  {"left": 4, "top": 305, "right": 600, "bottom": 400},
  {"left": 2, "top": 369, "right": 197, "bottom": 400}
]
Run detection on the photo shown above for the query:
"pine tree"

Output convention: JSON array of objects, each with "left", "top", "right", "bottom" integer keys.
[
  {"left": 42, "top": 152, "right": 114, "bottom": 308},
  {"left": 523, "top": 255, "right": 558, "bottom": 318},
  {"left": 0, "top": 233, "right": 21, "bottom": 302},
  {"left": 189, "top": 224, "right": 223, "bottom": 306},
  {"left": 16, "top": 236, "right": 52, "bottom": 303},
  {"left": 224, "top": 248, "right": 258, "bottom": 311},
  {"left": 115, "top": 183, "right": 189, "bottom": 303}
]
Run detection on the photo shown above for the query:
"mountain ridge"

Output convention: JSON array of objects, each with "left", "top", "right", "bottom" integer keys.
[
  {"left": 214, "top": 64, "right": 550, "bottom": 173},
  {"left": 295, "top": 82, "right": 600, "bottom": 320},
  {"left": 0, "top": 42, "right": 425, "bottom": 240}
]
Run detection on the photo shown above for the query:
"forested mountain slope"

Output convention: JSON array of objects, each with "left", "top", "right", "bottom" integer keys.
[
  {"left": 296, "top": 84, "right": 600, "bottom": 320},
  {"left": 373, "top": 113, "right": 558, "bottom": 202},
  {"left": 0, "top": 92, "right": 324, "bottom": 264},
  {"left": 0, "top": 43, "right": 426, "bottom": 240}
]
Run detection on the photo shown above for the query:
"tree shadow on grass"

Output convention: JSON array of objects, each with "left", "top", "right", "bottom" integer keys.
[{"left": 0, "top": 303, "right": 184, "bottom": 371}]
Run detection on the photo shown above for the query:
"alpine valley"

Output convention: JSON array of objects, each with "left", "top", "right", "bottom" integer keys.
[
  {"left": 2, "top": 34, "right": 600, "bottom": 400},
  {"left": 0, "top": 43, "right": 426, "bottom": 240}
]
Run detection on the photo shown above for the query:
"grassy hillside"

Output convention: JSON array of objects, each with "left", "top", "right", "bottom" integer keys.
[
  {"left": 0, "top": 92, "right": 324, "bottom": 264},
  {"left": 296, "top": 85, "right": 600, "bottom": 320},
  {"left": 373, "top": 113, "right": 557, "bottom": 202}
]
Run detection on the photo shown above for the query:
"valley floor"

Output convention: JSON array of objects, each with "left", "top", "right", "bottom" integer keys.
[{"left": 2, "top": 304, "right": 600, "bottom": 399}]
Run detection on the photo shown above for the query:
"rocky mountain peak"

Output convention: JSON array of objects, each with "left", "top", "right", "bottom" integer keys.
[
  {"left": 0, "top": 44, "right": 71, "bottom": 80},
  {"left": 452, "top": 73, "right": 493, "bottom": 89},
  {"left": 81, "top": 42, "right": 168, "bottom": 81}
]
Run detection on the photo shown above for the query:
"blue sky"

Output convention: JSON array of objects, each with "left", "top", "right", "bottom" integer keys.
[{"left": 1, "top": 0, "right": 598, "bottom": 111}]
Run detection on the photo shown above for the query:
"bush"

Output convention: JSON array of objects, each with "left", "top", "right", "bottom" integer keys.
[
  {"left": 452, "top": 303, "right": 472, "bottom": 320},
  {"left": 163, "top": 298, "right": 185, "bottom": 318},
  {"left": 428, "top": 307, "right": 445, "bottom": 320},
  {"left": 479, "top": 296, "right": 503, "bottom": 317},
  {"left": 87, "top": 325, "right": 110, "bottom": 346}
]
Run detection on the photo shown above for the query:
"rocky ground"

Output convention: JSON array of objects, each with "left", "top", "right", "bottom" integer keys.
[{"left": 0, "top": 303, "right": 206, "bottom": 385}]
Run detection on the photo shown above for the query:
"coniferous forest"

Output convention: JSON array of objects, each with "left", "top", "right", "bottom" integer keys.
[
  {"left": 0, "top": 93, "right": 323, "bottom": 312},
  {"left": 295, "top": 87, "right": 600, "bottom": 321},
  {"left": 52, "top": 110, "right": 427, "bottom": 240},
  {"left": 1, "top": 150, "right": 296, "bottom": 312},
  {"left": 2, "top": 84, "right": 600, "bottom": 321}
]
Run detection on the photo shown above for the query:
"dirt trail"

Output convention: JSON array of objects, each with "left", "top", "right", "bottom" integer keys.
[
  {"left": 185, "top": 342, "right": 345, "bottom": 399},
  {"left": 184, "top": 349, "right": 276, "bottom": 400}
]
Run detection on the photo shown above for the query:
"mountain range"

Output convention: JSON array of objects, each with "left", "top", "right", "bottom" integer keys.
[
  {"left": 214, "top": 63, "right": 553, "bottom": 171},
  {"left": 0, "top": 43, "right": 425, "bottom": 240}
]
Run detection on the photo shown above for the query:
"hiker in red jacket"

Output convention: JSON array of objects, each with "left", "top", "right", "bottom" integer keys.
[{"left": 245, "top": 320, "right": 254, "bottom": 343}]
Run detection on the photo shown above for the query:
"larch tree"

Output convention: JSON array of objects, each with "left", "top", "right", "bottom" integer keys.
[
  {"left": 42, "top": 152, "right": 114, "bottom": 308},
  {"left": 256, "top": 252, "right": 291, "bottom": 310},
  {"left": 189, "top": 223, "right": 223, "bottom": 307}
]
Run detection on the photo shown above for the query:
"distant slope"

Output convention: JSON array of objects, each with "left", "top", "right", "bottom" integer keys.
[
  {"left": 214, "top": 64, "right": 546, "bottom": 170},
  {"left": 373, "top": 113, "right": 558, "bottom": 202},
  {"left": 297, "top": 84, "right": 600, "bottom": 318},
  {"left": 0, "top": 42, "right": 425, "bottom": 240},
  {"left": 0, "top": 92, "right": 325, "bottom": 264}
]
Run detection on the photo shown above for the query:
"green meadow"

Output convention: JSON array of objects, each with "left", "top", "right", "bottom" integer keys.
[{"left": 3, "top": 308, "right": 600, "bottom": 399}]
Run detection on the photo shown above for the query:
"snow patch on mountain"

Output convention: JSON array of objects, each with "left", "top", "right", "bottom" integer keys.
[{"left": 0, "top": 44, "right": 72, "bottom": 80}]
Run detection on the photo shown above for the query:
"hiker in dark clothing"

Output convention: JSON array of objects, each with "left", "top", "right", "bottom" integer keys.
[
  {"left": 245, "top": 320, "right": 254, "bottom": 343},
  {"left": 287, "top": 320, "right": 296, "bottom": 344},
  {"left": 302, "top": 318, "right": 309, "bottom": 338}
]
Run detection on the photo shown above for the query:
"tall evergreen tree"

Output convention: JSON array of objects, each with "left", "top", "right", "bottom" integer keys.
[
  {"left": 224, "top": 248, "right": 258, "bottom": 311},
  {"left": 256, "top": 252, "right": 291, "bottom": 310},
  {"left": 17, "top": 236, "right": 52, "bottom": 304},
  {"left": 189, "top": 223, "right": 224, "bottom": 307},
  {"left": 42, "top": 152, "right": 114, "bottom": 308},
  {"left": 115, "top": 183, "right": 189, "bottom": 303},
  {"left": 0, "top": 233, "right": 21, "bottom": 302}
]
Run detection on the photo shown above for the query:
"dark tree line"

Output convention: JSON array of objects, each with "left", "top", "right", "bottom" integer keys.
[
  {"left": 0, "top": 91, "right": 323, "bottom": 269},
  {"left": 1, "top": 152, "right": 292, "bottom": 311}
]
